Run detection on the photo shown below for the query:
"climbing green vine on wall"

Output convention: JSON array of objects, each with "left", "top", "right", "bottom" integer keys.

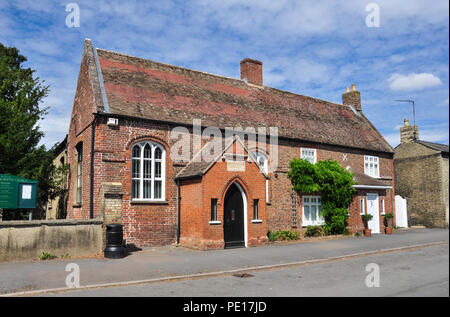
[{"left": 288, "top": 159, "right": 357, "bottom": 235}]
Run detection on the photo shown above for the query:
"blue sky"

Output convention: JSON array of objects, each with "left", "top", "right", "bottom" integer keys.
[{"left": 1, "top": 0, "right": 448, "bottom": 149}]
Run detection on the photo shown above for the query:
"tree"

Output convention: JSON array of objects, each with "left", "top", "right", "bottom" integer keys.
[{"left": 0, "top": 43, "right": 61, "bottom": 219}]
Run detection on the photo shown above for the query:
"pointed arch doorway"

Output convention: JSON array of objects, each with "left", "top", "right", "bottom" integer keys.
[{"left": 224, "top": 182, "right": 247, "bottom": 248}]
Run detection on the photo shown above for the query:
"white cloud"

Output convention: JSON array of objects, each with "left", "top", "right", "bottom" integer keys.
[
  {"left": 384, "top": 133, "right": 400, "bottom": 148},
  {"left": 419, "top": 129, "right": 450, "bottom": 144},
  {"left": 388, "top": 73, "right": 442, "bottom": 91},
  {"left": 2, "top": 0, "right": 447, "bottom": 149},
  {"left": 37, "top": 114, "right": 70, "bottom": 148}
]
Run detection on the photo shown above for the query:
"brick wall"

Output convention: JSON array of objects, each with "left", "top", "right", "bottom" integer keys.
[
  {"left": 180, "top": 146, "right": 268, "bottom": 250},
  {"left": 68, "top": 113, "right": 395, "bottom": 247},
  {"left": 267, "top": 138, "right": 394, "bottom": 234},
  {"left": 66, "top": 44, "right": 97, "bottom": 220}
]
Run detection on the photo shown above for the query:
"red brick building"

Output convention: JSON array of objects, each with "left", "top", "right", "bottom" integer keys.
[{"left": 66, "top": 39, "right": 395, "bottom": 249}]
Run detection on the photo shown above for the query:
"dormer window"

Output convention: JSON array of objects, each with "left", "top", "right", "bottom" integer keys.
[{"left": 364, "top": 155, "right": 379, "bottom": 178}]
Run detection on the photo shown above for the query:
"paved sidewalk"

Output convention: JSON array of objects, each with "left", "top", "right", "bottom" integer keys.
[{"left": 0, "top": 228, "right": 448, "bottom": 295}]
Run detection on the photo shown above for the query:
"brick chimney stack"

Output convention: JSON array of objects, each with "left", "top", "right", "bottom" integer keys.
[
  {"left": 240, "top": 58, "right": 263, "bottom": 86},
  {"left": 400, "top": 118, "right": 419, "bottom": 143},
  {"left": 342, "top": 84, "right": 362, "bottom": 112}
]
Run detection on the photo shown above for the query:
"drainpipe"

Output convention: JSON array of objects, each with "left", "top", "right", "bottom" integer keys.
[
  {"left": 89, "top": 114, "right": 97, "bottom": 219},
  {"left": 176, "top": 179, "right": 181, "bottom": 244}
]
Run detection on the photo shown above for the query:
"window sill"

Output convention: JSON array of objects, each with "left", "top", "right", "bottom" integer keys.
[
  {"left": 130, "top": 200, "right": 169, "bottom": 205},
  {"left": 302, "top": 223, "right": 325, "bottom": 227},
  {"left": 209, "top": 221, "right": 221, "bottom": 225},
  {"left": 364, "top": 173, "right": 380, "bottom": 179},
  {"left": 72, "top": 204, "right": 82, "bottom": 208},
  {"left": 251, "top": 219, "right": 263, "bottom": 224}
]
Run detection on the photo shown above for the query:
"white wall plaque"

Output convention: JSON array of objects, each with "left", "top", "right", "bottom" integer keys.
[
  {"left": 227, "top": 160, "right": 245, "bottom": 172},
  {"left": 22, "top": 185, "right": 32, "bottom": 200}
]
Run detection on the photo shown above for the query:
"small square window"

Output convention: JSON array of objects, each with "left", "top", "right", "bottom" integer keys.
[{"left": 301, "top": 148, "right": 317, "bottom": 164}]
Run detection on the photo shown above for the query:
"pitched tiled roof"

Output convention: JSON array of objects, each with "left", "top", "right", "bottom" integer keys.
[
  {"left": 415, "top": 140, "right": 449, "bottom": 153},
  {"left": 352, "top": 172, "right": 391, "bottom": 187},
  {"left": 176, "top": 136, "right": 268, "bottom": 180},
  {"left": 92, "top": 45, "right": 393, "bottom": 153}
]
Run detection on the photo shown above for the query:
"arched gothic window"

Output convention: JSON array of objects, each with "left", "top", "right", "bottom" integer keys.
[{"left": 131, "top": 141, "right": 165, "bottom": 201}]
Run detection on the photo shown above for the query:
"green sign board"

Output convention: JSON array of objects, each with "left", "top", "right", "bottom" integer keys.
[{"left": 0, "top": 174, "right": 38, "bottom": 209}]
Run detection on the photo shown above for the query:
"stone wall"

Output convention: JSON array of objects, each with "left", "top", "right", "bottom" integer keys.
[
  {"left": 0, "top": 219, "right": 103, "bottom": 262},
  {"left": 441, "top": 156, "right": 449, "bottom": 225},
  {"left": 394, "top": 142, "right": 447, "bottom": 227}
]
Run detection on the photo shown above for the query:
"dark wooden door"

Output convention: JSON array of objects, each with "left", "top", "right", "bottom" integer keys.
[{"left": 224, "top": 183, "right": 245, "bottom": 248}]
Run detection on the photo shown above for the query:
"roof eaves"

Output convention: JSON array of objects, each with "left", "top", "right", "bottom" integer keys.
[
  {"left": 359, "top": 112, "right": 394, "bottom": 153},
  {"left": 175, "top": 136, "right": 269, "bottom": 180},
  {"left": 95, "top": 112, "right": 395, "bottom": 155},
  {"left": 416, "top": 140, "right": 449, "bottom": 153}
]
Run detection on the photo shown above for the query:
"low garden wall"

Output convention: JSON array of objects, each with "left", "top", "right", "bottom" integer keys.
[{"left": 0, "top": 219, "right": 103, "bottom": 262}]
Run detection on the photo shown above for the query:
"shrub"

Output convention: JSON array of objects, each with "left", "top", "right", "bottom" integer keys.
[
  {"left": 384, "top": 212, "right": 394, "bottom": 219},
  {"left": 361, "top": 214, "right": 373, "bottom": 222},
  {"left": 305, "top": 225, "right": 325, "bottom": 237},
  {"left": 39, "top": 252, "right": 57, "bottom": 260},
  {"left": 322, "top": 205, "right": 350, "bottom": 235},
  {"left": 288, "top": 159, "right": 357, "bottom": 235},
  {"left": 278, "top": 230, "right": 300, "bottom": 240},
  {"left": 267, "top": 230, "right": 300, "bottom": 241},
  {"left": 267, "top": 230, "right": 278, "bottom": 242}
]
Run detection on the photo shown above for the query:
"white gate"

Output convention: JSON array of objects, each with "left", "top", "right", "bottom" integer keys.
[{"left": 395, "top": 195, "right": 408, "bottom": 228}]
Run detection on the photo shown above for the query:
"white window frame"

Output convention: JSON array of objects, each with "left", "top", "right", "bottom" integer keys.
[
  {"left": 76, "top": 144, "right": 83, "bottom": 205},
  {"left": 253, "top": 199, "right": 260, "bottom": 220},
  {"left": 364, "top": 155, "right": 380, "bottom": 178},
  {"left": 301, "top": 148, "right": 317, "bottom": 164},
  {"left": 131, "top": 141, "right": 166, "bottom": 201},
  {"left": 302, "top": 195, "right": 324, "bottom": 226},
  {"left": 360, "top": 197, "right": 365, "bottom": 215},
  {"left": 380, "top": 198, "right": 385, "bottom": 215}
]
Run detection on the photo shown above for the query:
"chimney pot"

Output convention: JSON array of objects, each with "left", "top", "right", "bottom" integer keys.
[
  {"left": 400, "top": 119, "right": 419, "bottom": 143},
  {"left": 240, "top": 58, "right": 263, "bottom": 86},
  {"left": 342, "top": 84, "right": 361, "bottom": 112},
  {"left": 346, "top": 87, "right": 350, "bottom": 93}
]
